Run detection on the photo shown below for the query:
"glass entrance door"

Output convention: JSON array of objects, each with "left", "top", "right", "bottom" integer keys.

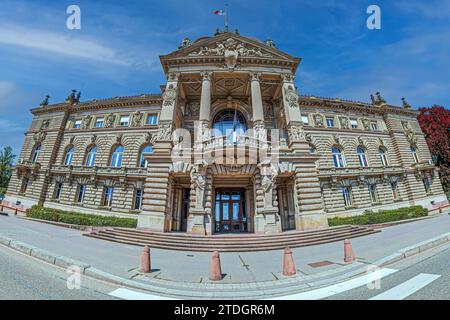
[{"left": 214, "top": 190, "right": 247, "bottom": 233}]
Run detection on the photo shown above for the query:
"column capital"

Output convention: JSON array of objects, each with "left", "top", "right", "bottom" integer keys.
[
  {"left": 281, "top": 73, "right": 295, "bottom": 83},
  {"left": 200, "top": 71, "right": 213, "bottom": 81},
  {"left": 250, "top": 72, "right": 262, "bottom": 82}
]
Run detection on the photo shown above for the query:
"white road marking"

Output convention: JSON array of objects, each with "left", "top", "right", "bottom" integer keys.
[
  {"left": 270, "top": 268, "right": 398, "bottom": 300},
  {"left": 369, "top": 273, "right": 441, "bottom": 300},
  {"left": 109, "top": 288, "right": 178, "bottom": 300}
]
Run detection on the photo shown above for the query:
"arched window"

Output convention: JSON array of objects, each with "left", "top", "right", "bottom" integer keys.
[
  {"left": 379, "top": 147, "right": 389, "bottom": 166},
  {"left": 357, "top": 146, "right": 369, "bottom": 167},
  {"left": 64, "top": 146, "right": 75, "bottom": 165},
  {"left": 110, "top": 145, "right": 124, "bottom": 167},
  {"left": 213, "top": 109, "right": 247, "bottom": 142},
  {"left": 410, "top": 146, "right": 420, "bottom": 163},
  {"left": 309, "top": 145, "right": 316, "bottom": 155},
  {"left": 332, "top": 146, "right": 346, "bottom": 168},
  {"left": 31, "top": 144, "right": 41, "bottom": 163},
  {"left": 85, "top": 146, "right": 97, "bottom": 167},
  {"left": 139, "top": 145, "right": 154, "bottom": 168}
]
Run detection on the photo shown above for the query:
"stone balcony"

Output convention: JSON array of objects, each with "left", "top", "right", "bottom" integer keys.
[{"left": 50, "top": 165, "right": 147, "bottom": 178}]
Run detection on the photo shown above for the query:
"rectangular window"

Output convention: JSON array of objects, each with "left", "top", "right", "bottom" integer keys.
[
  {"left": 326, "top": 117, "right": 335, "bottom": 128},
  {"left": 20, "top": 178, "right": 29, "bottom": 194},
  {"left": 146, "top": 114, "right": 158, "bottom": 125},
  {"left": 371, "top": 122, "right": 379, "bottom": 131},
  {"left": 73, "top": 119, "right": 82, "bottom": 129},
  {"left": 76, "top": 184, "right": 86, "bottom": 203},
  {"left": 54, "top": 182, "right": 63, "bottom": 200},
  {"left": 134, "top": 189, "right": 143, "bottom": 210},
  {"left": 368, "top": 184, "right": 379, "bottom": 203},
  {"left": 391, "top": 182, "right": 399, "bottom": 201},
  {"left": 119, "top": 115, "right": 130, "bottom": 126},
  {"left": 350, "top": 119, "right": 358, "bottom": 129},
  {"left": 342, "top": 187, "right": 353, "bottom": 207},
  {"left": 95, "top": 117, "right": 104, "bottom": 128},
  {"left": 102, "top": 187, "right": 114, "bottom": 207},
  {"left": 301, "top": 115, "right": 309, "bottom": 125}
]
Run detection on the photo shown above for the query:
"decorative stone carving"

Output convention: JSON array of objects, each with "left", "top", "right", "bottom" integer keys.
[
  {"left": 130, "top": 111, "right": 143, "bottom": 127},
  {"left": 370, "top": 92, "right": 386, "bottom": 106},
  {"left": 357, "top": 136, "right": 364, "bottom": 147},
  {"left": 156, "top": 123, "right": 173, "bottom": 141},
  {"left": 90, "top": 135, "right": 97, "bottom": 145},
  {"left": 401, "top": 121, "right": 410, "bottom": 130},
  {"left": 264, "top": 39, "right": 276, "bottom": 48},
  {"left": 313, "top": 114, "right": 324, "bottom": 127},
  {"left": 305, "top": 133, "right": 312, "bottom": 144},
  {"left": 104, "top": 113, "right": 116, "bottom": 128},
  {"left": 401, "top": 97, "right": 411, "bottom": 109},
  {"left": 186, "top": 101, "right": 200, "bottom": 116},
  {"left": 66, "top": 90, "right": 81, "bottom": 105},
  {"left": 405, "top": 129, "right": 417, "bottom": 145},
  {"left": 196, "top": 121, "right": 210, "bottom": 143},
  {"left": 333, "top": 135, "right": 340, "bottom": 145},
  {"left": 178, "top": 37, "right": 191, "bottom": 49},
  {"left": 362, "top": 118, "right": 371, "bottom": 131},
  {"left": 378, "top": 137, "right": 385, "bottom": 147},
  {"left": 81, "top": 115, "right": 92, "bottom": 129},
  {"left": 339, "top": 116, "right": 349, "bottom": 129},
  {"left": 115, "top": 134, "right": 123, "bottom": 144},
  {"left": 145, "top": 132, "right": 157, "bottom": 144},
  {"left": 263, "top": 102, "right": 274, "bottom": 116},
  {"left": 40, "top": 119, "right": 50, "bottom": 130},
  {"left": 188, "top": 38, "right": 273, "bottom": 58},
  {"left": 162, "top": 84, "right": 177, "bottom": 107},
  {"left": 258, "top": 163, "right": 278, "bottom": 193},
  {"left": 284, "top": 85, "right": 299, "bottom": 108},
  {"left": 33, "top": 131, "right": 46, "bottom": 143},
  {"left": 288, "top": 125, "right": 304, "bottom": 142},
  {"left": 253, "top": 121, "right": 267, "bottom": 142}
]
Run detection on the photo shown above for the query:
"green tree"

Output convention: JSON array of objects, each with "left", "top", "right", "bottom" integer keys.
[{"left": 0, "top": 146, "right": 16, "bottom": 196}]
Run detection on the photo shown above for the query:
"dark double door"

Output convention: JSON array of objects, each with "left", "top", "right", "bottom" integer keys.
[{"left": 214, "top": 190, "right": 247, "bottom": 233}]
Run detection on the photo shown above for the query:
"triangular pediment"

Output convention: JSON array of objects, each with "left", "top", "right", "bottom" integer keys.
[{"left": 160, "top": 32, "right": 300, "bottom": 67}]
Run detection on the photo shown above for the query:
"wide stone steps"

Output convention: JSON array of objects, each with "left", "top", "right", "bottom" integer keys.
[{"left": 84, "top": 225, "right": 380, "bottom": 252}]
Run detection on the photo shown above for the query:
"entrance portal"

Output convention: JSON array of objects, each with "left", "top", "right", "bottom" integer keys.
[{"left": 214, "top": 190, "right": 247, "bottom": 233}]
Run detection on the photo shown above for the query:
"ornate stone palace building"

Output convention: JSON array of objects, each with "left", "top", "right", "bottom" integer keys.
[{"left": 6, "top": 31, "right": 447, "bottom": 235}]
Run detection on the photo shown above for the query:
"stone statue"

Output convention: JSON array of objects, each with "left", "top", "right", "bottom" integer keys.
[
  {"left": 104, "top": 113, "right": 116, "bottom": 128},
  {"left": 401, "top": 97, "right": 411, "bottom": 109},
  {"left": 75, "top": 91, "right": 81, "bottom": 103},
  {"left": 264, "top": 39, "right": 276, "bottom": 48},
  {"left": 178, "top": 37, "right": 191, "bottom": 49},
  {"left": 376, "top": 92, "right": 386, "bottom": 104},
  {"left": 284, "top": 85, "right": 299, "bottom": 108},
  {"left": 156, "top": 123, "right": 173, "bottom": 141},
  {"left": 258, "top": 162, "right": 278, "bottom": 194},
  {"left": 40, "top": 95, "right": 50, "bottom": 106},
  {"left": 66, "top": 90, "right": 77, "bottom": 104},
  {"left": 130, "top": 111, "right": 143, "bottom": 127},
  {"left": 362, "top": 118, "right": 371, "bottom": 131},
  {"left": 190, "top": 161, "right": 208, "bottom": 209},
  {"left": 162, "top": 84, "right": 177, "bottom": 107},
  {"left": 370, "top": 94, "right": 377, "bottom": 105},
  {"left": 405, "top": 129, "right": 417, "bottom": 145},
  {"left": 81, "top": 115, "right": 92, "bottom": 129},
  {"left": 314, "top": 114, "right": 324, "bottom": 127},
  {"left": 339, "top": 117, "right": 349, "bottom": 129}
]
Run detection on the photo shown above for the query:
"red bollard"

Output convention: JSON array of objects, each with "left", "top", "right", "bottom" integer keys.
[
  {"left": 209, "top": 251, "right": 223, "bottom": 281},
  {"left": 139, "top": 246, "right": 151, "bottom": 273},
  {"left": 282, "top": 247, "right": 297, "bottom": 276},
  {"left": 344, "top": 239, "right": 356, "bottom": 263}
]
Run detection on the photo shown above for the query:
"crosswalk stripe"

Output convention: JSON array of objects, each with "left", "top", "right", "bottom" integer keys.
[
  {"left": 270, "top": 268, "right": 398, "bottom": 300},
  {"left": 109, "top": 288, "right": 178, "bottom": 300},
  {"left": 369, "top": 273, "right": 441, "bottom": 300}
]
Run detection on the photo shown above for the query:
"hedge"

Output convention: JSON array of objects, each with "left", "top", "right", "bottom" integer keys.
[
  {"left": 26, "top": 205, "right": 137, "bottom": 228},
  {"left": 328, "top": 206, "right": 428, "bottom": 227}
]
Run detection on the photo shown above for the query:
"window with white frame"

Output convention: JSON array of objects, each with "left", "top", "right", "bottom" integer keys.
[
  {"left": 119, "top": 115, "right": 130, "bottom": 126},
  {"left": 326, "top": 117, "right": 335, "bottom": 128},
  {"left": 368, "top": 184, "right": 379, "bottom": 203},
  {"left": 332, "top": 146, "right": 346, "bottom": 168},
  {"left": 133, "top": 189, "right": 143, "bottom": 210},
  {"left": 64, "top": 146, "right": 75, "bottom": 165},
  {"left": 371, "top": 121, "right": 379, "bottom": 131},
  {"left": 379, "top": 147, "right": 389, "bottom": 166},
  {"left": 410, "top": 146, "right": 420, "bottom": 163},
  {"left": 350, "top": 119, "right": 359, "bottom": 129},
  {"left": 102, "top": 187, "right": 114, "bottom": 207},
  {"left": 54, "top": 182, "right": 63, "bottom": 200},
  {"left": 342, "top": 186, "right": 353, "bottom": 207},
  {"left": 146, "top": 114, "right": 158, "bottom": 125},
  {"left": 76, "top": 184, "right": 87, "bottom": 203},
  {"left": 95, "top": 117, "right": 104, "bottom": 128},
  {"left": 357, "top": 146, "right": 369, "bottom": 167},
  {"left": 73, "top": 119, "right": 82, "bottom": 129},
  {"left": 301, "top": 115, "right": 309, "bottom": 125}
]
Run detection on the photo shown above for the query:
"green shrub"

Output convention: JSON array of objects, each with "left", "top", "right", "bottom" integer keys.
[
  {"left": 26, "top": 205, "right": 137, "bottom": 228},
  {"left": 328, "top": 206, "right": 428, "bottom": 226}
]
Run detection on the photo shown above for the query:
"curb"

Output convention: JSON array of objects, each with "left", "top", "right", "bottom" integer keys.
[{"left": 0, "top": 232, "right": 449, "bottom": 299}]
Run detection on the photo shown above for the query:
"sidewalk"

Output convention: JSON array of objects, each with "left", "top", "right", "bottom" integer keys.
[{"left": 0, "top": 213, "right": 449, "bottom": 287}]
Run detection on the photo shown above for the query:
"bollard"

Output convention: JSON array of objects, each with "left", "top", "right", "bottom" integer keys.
[
  {"left": 282, "top": 247, "right": 297, "bottom": 276},
  {"left": 139, "top": 246, "right": 151, "bottom": 273},
  {"left": 209, "top": 251, "right": 223, "bottom": 281},
  {"left": 344, "top": 239, "right": 356, "bottom": 263}
]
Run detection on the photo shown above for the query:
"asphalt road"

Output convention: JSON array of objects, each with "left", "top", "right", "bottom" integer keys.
[
  {"left": 0, "top": 244, "right": 117, "bottom": 300},
  {"left": 327, "top": 244, "right": 450, "bottom": 300}
]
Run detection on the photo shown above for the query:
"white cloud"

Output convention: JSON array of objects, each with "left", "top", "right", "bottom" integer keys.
[
  {"left": 0, "top": 24, "right": 132, "bottom": 65},
  {"left": 0, "top": 81, "right": 15, "bottom": 99}
]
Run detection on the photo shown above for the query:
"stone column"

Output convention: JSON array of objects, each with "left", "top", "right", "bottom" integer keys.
[
  {"left": 251, "top": 73, "right": 265, "bottom": 124},
  {"left": 199, "top": 72, "right": 213, "bottom": 122}
]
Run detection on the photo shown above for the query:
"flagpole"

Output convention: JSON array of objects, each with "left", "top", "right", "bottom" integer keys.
[{"left": 225, "top": 4, "right": 229, "bottom": 32}]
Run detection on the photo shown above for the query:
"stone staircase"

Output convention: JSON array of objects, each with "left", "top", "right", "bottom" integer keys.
[{"left": 84, "top": 225, "right": 380, "bottom": 252}]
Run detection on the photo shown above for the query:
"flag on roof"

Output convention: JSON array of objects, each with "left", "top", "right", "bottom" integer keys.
[{"left": 213, "top": 10, "right": 226, "bottom": 16}]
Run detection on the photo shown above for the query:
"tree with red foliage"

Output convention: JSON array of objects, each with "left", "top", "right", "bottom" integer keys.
[{"left": 418, "top": 105, "right": 450, "bottom": 192}]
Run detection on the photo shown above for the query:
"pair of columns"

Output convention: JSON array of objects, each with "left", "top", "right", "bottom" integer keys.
[{"left": 198, "top": 72, "right": 265, "bottom": 125}]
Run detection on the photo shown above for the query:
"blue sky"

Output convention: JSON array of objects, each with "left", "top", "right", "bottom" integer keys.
[{"left": 1, "top": 0, "right": 449, "bottom": 155}]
